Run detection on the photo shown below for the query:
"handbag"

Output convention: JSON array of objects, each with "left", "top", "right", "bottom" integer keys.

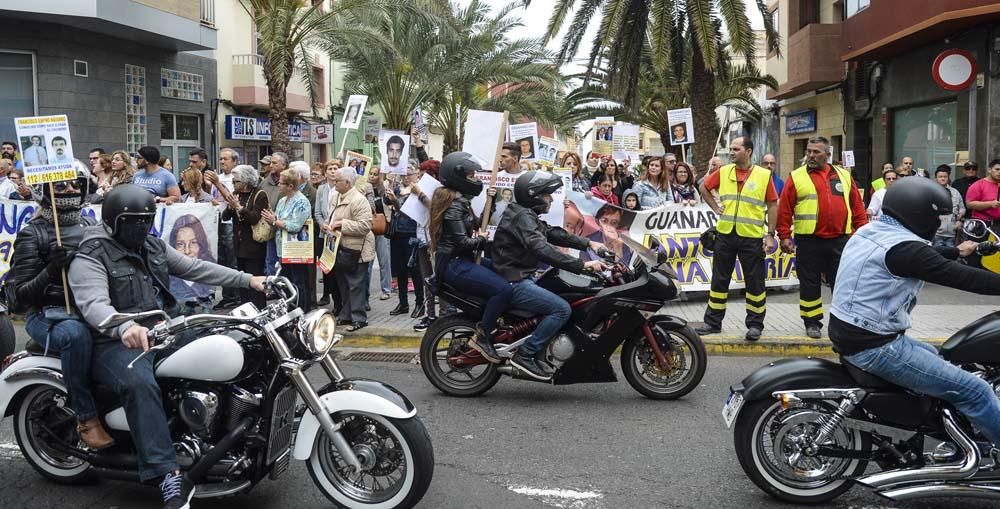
[
  {"left": 372, "top": 209, "right": 387, "bottom": 236},
  {"left": 333, "top": 245, "right": 362, "bottom": 273},
  {"left": 249, "top": 189, "right": 274, "bottom": 243}
]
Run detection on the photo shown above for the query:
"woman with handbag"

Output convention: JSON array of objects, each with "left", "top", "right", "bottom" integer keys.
[
  {"left": 261, "top": 169, "right": 313, "bottom": 312},
  {"left": 314, "top": 159, "right": 342, "bottom": 309},
  {"left": 325, "top": 167, "right": 375, "bottom": 331},
  {"left": 384, "top": 161, "right": 426, "bottom": 318},
  {"left": 222, "top": 165, "right": 269, "bottom": 309}
]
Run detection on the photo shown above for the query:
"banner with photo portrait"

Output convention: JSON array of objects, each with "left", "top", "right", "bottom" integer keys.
[
  {"left": 469, "top": 169, "right": 567, "bottom": 239},
  {"left": 379, "top": 129, "right": 408, "bottom": 175},
  {"left": 15, "top": 115, "right": 77, "bottom": 184},
  {"left": 592, "top": 119, "right": 614, "bottom": 157},
  {"left": 508, "top": 122, "right": 538, "bottom": 161},
  {"left": 341, "top": 95, "right": 368, "bottom": 130},
  {"left": 538, "top": 137, "right": 559, "bottom": 164},
  {"left": 666, "top": 108, "right": 695, "bottom": 147}
]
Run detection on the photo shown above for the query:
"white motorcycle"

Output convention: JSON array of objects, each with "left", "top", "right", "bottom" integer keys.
[{"left": 0, "top": 272, "right": 433, "bottom": 508}]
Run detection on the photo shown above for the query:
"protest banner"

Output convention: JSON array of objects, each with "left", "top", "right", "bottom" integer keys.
[
  {"left": 317, "top": 231, "right": 341, "bottom": 275},
  {"left": 379, "top": 129, "right": 408, "bottom": 175},
  {"left": 341, "top": 95, "right": 368, "bottom": 130},
  {"left": 462, "top": 110, "right": 507, "bottom": 175},
  {"left": 612, "top": 123, "right": 640, "bottom": 162},
  {"left": 538, "top": 137, "right": 559, "bottom": 164},
  {"left": 15, "top": 115, "right": 76, "bottom": 184},
  {"left": 592, "top": 119, "right": 614, "bottom": 157},
  {"left": 666, "top": 108, "right": 695, "bottom": 148},
  {"left": 468, "top": 168, "right": 565, "bottom": 239},
  {"left": 562, "top": 188, "right": 797, "bottom": 291},
  {"left": 364, "top": 117, "right": 381, "bottom": 143},
  {"left": 400, "top": 173, "right": 442, "bottom": 226},
  {"left": 413, "top": 108, "right": 428, "bottom": 144},
  {"left": 508, "top": 122, "right": 539, "bottom": 161},
  {"left": 279, "top": 219, "right": 314, "bottom": 264}
]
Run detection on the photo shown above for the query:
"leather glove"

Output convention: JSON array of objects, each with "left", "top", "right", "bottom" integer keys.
[
  {"left": 46, "top": 245, "right": 76, "bottom": 279},
  {"left": 977, "top": 242, "right": 1000, "bottom": 257}
]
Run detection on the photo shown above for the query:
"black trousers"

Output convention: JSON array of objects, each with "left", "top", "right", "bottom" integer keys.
[
  {"left": 795, "top": 235, "right": 848, "bottom": 328},
  {"left": 390, "top": 234, "right": 424, "bottom": 307},
  {"left": 704, "top": 232, "right": 767, "bottom": 329},
  {"left": 236, "top": 256, "right": 265, "bottom": 310}
]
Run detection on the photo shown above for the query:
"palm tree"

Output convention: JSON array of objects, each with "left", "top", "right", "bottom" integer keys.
[
  {"left": 536, "top": 0, "right": 779, "bottom": 165},
  {"left": 239, "top": 0, "right": 400, "bottom": 153}
]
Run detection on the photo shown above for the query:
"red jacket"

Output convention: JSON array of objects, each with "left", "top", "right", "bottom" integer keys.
[
  {"left": 777, "top": 165, "right": 867, "bottom": 240},
  {"left": 590, "top": 185, "right": 620, "bottom": 207}
]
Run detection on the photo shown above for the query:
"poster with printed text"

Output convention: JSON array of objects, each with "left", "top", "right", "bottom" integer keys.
[
  {"left": 364, "top": 118, "right": 381, "bottom": 143},
  {"left": 592, "top": 119, "right": 614, "bottom": 157},
  {"left": 379, "top": 129, "right": 408, "bottom": 175},
  {"left": 280, "top": 219, "right": 314, "bottom": 264},
  {"left": 412, "top": 108, "right": 428, "bottom": 144},
  {"left": 612, "top": 123, "right": 640, "bottom": 162},
  {"left": 345, "top": 150, "right": 373, "bottom": 191},
  {"left": 341, "top": 95, "right": 368, "bottom": 130},
  {"left": 15, "top": 115, "right": 76, "bottom": 185},
  {"left": 508, "top": 122, "right": 539, "bottom": 161},
  {"left": 666, "top": 108, "right": 695, "bottom": 146},
  {"left": 537, "top": 137, "right": 559, "bottom": 164},
  {"left": 468, "top": 169, "right": 566, "bottom": 239}
]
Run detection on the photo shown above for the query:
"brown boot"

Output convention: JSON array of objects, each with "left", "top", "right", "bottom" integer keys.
[{"left": 77, "top": 418, "right": 114, "bottom": 450}]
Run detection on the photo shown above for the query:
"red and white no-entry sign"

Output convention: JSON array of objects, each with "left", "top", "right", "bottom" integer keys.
[{"left": 932, "top": 49, "right": 978, "bottom": 91}]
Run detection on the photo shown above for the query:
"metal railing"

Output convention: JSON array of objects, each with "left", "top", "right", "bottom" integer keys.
[
  {"left": 200, "top": 0, "right": 216, "bottom": 27},
  {"left": 232, "top": 54, "right": 264, "bottom": 66}
]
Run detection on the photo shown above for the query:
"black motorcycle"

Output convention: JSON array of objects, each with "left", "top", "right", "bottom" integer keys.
[
  {"left": 0, "top": 271, "right": 434, "bottom": 508},
  {"left": 724, "top": 220, "right": 1000, "bottom": 504},
  {"left": 420, "top": 237, "right": 706, "bottom": 399}
]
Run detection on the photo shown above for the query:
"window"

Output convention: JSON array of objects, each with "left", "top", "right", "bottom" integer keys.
[
  {"left": 312, "top": 66, "right": 325, "bottom": 107},
  {"left": 892, "top": 102, "right": 956, "bottom": 174},
  {"left": 768, "top": 8, "right": 779, "bottom": 57},
  {"left": 74, "top": 60, "right": 88, "bottom": 77},
  {"left": 846, "top": 0, "right": 870, "bottom": 18},
  {"left": 0, "top": 51, "right": 36, "bottom": 143}
]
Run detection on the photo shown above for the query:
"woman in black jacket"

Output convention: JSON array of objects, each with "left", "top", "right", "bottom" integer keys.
[
  {"left": 11, "top": 166, "right": 114, "bottom": 450},
  {"left": 428, "top": 152, "right": 513, "bottom": 362},
  {"left": 221, "top": 165, "right": 269, "bottom": 309}
]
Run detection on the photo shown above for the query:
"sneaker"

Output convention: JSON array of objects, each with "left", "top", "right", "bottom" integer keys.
[
  {"left": 380, "top": 292, "right": 391, "bottom": 300},
  {"left": 805, "top": 325, "right": 822, "bottom": 339},
  {"left": 160, "top": 471, "right": 195, "bottom": 509},
  {"left": 746, "top": 327, "right": 762, "bottom": 342},
  {"left": 469, "top": 326, "right": 501, "bottom": 363},
  {"left": 694, "top": 325, "right": 721, "bottom": 335},
  {"left": 413, "top": 317, "right": 435, "bottom": 332},
  {"left": 510, "top": 351, "right": 552, "bottom": 380}
]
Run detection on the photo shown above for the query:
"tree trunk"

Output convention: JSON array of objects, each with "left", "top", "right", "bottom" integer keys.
[
  {"left": 688, "top": 36, "right": 718, "bottom": 168},
  {"left": 267, "top": 75, "right": 291, "bottom": 155}
]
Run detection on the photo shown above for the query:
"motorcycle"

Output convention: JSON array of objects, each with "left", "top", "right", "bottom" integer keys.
[
  {"left": 0, "top": 289, "right": 14, "bottom": 359},
  {"left": 0, "top": 270, "right": 434, "bottom": 508},
  {"left": 420, "top": 236, "right": 706, "bottom": 399},
  {"left": 723, "top": 219, "right": 1000, "bottom": 504}
]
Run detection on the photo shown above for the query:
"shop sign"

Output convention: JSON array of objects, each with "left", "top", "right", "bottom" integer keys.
[
  {"left": 225, "top": 115, "right": 308, "bottom": 142},
  {"left": 785, "top": 109, "right": 817, "bottom": 134}
]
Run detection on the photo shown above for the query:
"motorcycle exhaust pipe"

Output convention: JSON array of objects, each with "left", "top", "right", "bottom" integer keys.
[
  {"left": 856, "top": 409, "right": 979, "bottom": 490},
  {"left": 187, "top": 416, "right": 255, "bottom": 483},
  {"left": 878, "top": 482, "right": 1000, "bottom": 501}
]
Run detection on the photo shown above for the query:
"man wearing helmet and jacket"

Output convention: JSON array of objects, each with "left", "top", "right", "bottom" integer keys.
[
  {"left": 492, "top": 171, "right": 609, "bottom": 380},
  {"left": 832, "top": 176, "right": 1000, "bottom": 454},
  {"left": 429, "top": 152, "right": 513, "bottom": 362},
  {"left": 67, "top": 184, "right": 267, "bottom": 509},
  {"left": 9, "top": 163, "right": 112, "bottom": 450}
]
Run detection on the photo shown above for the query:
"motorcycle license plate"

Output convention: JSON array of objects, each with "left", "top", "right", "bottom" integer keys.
[{"left": 721, "top": 391, "right": 744, "bottom": 429}]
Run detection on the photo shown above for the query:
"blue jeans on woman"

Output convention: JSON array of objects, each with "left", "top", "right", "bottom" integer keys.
[
  {"left": 844, "top": 334, "right": 1000, "bottom": 444},
  {"left": 442, "top": 257, "right": 512, "bottom": 335},
  {"left": 25, "top": 311, "right": 98, "bottom": 421},
  {"left": 509, "top": 279, "right": 571, "bottom": 355}
]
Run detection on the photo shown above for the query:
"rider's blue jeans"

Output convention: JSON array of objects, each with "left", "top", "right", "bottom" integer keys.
[
  {"left": 25, "top": 312, "right": 98, "bottom": 421},
  {"left": 90, "top": 341, "right": 177, "bottom": 482},
  {"left": 441, "top": 258, "right": 512, "bottom": 335},
  {"left": 845, "top": 334, "right": 1000, "bottom": 445},
  {"left": 509, "top": 278, "right": 571, "bottom": 355}
]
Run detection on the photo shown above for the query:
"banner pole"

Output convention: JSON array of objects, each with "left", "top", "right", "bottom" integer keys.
[
  {"left": 477, "top": 111, "right": 510, "bottom": 263},
  {"left": 49, "top": 182, "right": 71, "bottom": 314},
  {"left": 337, "top": 127, "right": 352, "bottom": 158}
]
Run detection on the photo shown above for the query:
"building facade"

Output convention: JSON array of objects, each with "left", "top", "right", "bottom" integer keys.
[{"left": 0, "top": 0, "right": 218, "bottom": 177}]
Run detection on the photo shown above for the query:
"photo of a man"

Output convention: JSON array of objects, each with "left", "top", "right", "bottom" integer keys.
[
  {"left": 21, "top": 135, "right": 47, "bottom": 167},
  {"left": 517, "top": 137, "right": 534, "bottom": 160},
  {"left": 379, "top": 130, "right": 408, "bottom": 174},
  {"left": 671, "top": 123, "right": 688, "bottom": 144},
  {"left": 50, "top": 136, "right": 72, "bottom": 163}
]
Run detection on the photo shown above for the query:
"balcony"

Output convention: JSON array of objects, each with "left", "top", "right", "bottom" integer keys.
[
  {"left": 0, "top": 0, "right": 216, "bottom": 50},
  {"left": 768, "top": 23, "right": 845, "bottom": 100},
  {"left": 231, "top": 55, "right": 313, "bottom": 112}
]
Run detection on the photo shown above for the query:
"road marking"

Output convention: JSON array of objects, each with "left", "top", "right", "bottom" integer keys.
[{"left": 508, "top": 486, "right": 603, "bottom": 508}]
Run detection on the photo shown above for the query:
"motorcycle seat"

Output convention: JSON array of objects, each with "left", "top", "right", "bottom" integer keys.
[
  {"left": 840, "top": 357, "right": 898, "bottom": 390},
  {"left": 439, "top": 282, "right": 536, "bottom": 319},
  {"left": 25, "top": 339, "right": 60, "bottom": 358}
]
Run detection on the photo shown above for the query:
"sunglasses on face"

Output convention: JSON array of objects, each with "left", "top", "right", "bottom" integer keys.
[{"left": 885, "top": 177, "right": 897, "bottom": 181}]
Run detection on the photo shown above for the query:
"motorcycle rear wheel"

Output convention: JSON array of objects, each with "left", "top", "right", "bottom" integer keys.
[
  {"left": 419, "top": 314, "right": 501, "bottom": 397},
  {"left": 621, "top": 325, "right": 706, "bottom": 400},
  {"left": 734, "top": 398, "right": 869, "bottom": 504},
  {"left": 13, "top": 385, "right": 95, "bottom": 484}
]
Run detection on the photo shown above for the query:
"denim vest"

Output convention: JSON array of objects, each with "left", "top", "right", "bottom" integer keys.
[{"left": 830, "top": 218, "right": 927, "bottom": 334}]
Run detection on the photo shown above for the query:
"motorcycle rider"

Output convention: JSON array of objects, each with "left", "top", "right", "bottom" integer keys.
[
  {"left": 67, "top": 184, "right": 267, "bottom": 509},
  {"left": 493, "top": 171, "right": 609, "bottom": 380},
  {"left": 429, "top": 152, "right": 513, "bottom": 362},
  {"left": 9, "top": 163, "right": 114, "bottom": 450},
  {"left": 831, "top": 176, "right": 1000, "bottom": 452}
]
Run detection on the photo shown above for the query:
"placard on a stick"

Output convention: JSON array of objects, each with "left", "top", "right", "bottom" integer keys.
[{"left": 15, "top": 115, "right": 77, "bottom": 184}]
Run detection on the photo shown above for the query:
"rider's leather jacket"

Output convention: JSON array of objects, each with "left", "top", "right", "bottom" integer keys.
[
  {"left": 11, "top": 213, "right": 95, "bottom": 310},
  {"left": 435, "top": 196, "right": 484, "bottom": 258},
  {"left": 492, "top": 203, "right": 589, "bottom": 282}
]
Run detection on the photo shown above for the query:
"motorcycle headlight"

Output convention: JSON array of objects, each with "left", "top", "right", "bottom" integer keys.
[{"left": 297, "top": 309, "right": 341, "bottom": 356}]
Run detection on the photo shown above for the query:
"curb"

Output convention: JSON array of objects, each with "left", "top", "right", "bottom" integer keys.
[{"left": 341, "top": 329, "right": 949, "bottom": 357}]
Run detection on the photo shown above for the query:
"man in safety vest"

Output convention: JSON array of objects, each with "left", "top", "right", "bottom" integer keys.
[
  {"left": 777, "top": 136, "right": 867, "bottom": 339},
  {"left": 696, "top": 137, "right": 779, "bottom": 341}
]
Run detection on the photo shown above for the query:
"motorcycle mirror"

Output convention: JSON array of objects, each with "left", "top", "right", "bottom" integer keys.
[
  {"left": 273, "top": 262, "right": 283, "bottom": 278},
  {"left": 963, "top": 219, "right": 989, "bottom": 239},
  {"left": 98, "top": 310, "right": 167, "bottom": 329}
]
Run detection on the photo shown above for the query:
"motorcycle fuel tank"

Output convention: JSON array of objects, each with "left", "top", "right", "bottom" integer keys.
[
  {"left": 155, "top": 334, "right": 245, "bottom": 381},
  {"left": 940, "top": 311, "right": 1000, "bottom": 364}
]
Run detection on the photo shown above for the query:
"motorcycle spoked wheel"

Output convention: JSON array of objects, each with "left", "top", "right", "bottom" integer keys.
[
  {"left": 13, "top": 385, "right": 95, "bottom": 484},
  {"left": 620, "top": 325, "right": 706, "bottom": 400},
  {"left": 419, "top": 314, "right": 501, "bottom": 397},
  {"left": 734, "top": 398, "right": 870, "bottom": 504},
  {"left": 307, "top": 412, "right": 434, "bottom": 509}
]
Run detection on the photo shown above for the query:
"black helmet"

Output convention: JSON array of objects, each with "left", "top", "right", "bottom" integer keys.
[
  {"left": 32, "top": 160, "right": 92, "bottom": 211},
  {"left": 514, "top": 171, "right": 563, "bottom": 214},
  {"left": 439, "top": 151, "right": 484, "bottom": 197},
  {"left": 102, "top": 184, "right": 156, "bottom": 249},
  {"left": 881, "top": 175, "right": 952, "bottom": 241}
]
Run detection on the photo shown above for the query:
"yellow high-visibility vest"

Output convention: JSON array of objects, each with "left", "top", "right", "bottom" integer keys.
[
  {"left": 716, "top": 164, "right": 771, "bottom": 238},
  {"left": 790, "top": 165, "right": 856, "bottom": 235}
]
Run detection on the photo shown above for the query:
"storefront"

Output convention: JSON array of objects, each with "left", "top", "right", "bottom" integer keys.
[{"left": 222, "top": 115, "right": 334, "bottom": 166}]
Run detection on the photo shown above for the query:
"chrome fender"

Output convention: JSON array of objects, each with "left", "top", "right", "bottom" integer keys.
[
  {"left": 0, "top": 355, "right": 64, "bottom": 418},
  {"left": 292, "top": 378, "right": 417, "bottom": 460}
]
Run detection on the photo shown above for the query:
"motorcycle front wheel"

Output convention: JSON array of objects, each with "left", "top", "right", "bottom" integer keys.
[
  {"left": 734, "top": 398, "right": 870, "bottom": 504},
  {"left": 621, "top": 325, "right": 706, "bottom": 400},
  {"left": 307, "top": 412, "right": 434, "bottom": 509},
  {"left": 419, "top": 314, "right": 501, "bottom": 397}
]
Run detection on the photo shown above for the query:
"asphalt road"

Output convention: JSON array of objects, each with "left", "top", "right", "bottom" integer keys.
[{"left": 2, "top": 355, "right": 998, "bottom": 509}]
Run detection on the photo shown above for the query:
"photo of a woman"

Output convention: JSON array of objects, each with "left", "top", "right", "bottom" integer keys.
[
  {"left": 168, "top": 214, "right": 217, "bottom": 315},
  {"left": 579, "top": 204, "right": 635, "bottom": 264}
]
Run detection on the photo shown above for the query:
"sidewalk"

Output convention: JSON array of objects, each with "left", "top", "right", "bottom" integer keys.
[{"left": 339, "top": 276, "right": 998, "bottom": 356}]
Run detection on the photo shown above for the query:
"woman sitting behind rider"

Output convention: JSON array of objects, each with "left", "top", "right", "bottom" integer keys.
[
  {"left": 428, "top": 152, "right": 513, "bottom": 363},
  {"left": 10, "top": 164, "right": 114, "bottom": 450}
]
